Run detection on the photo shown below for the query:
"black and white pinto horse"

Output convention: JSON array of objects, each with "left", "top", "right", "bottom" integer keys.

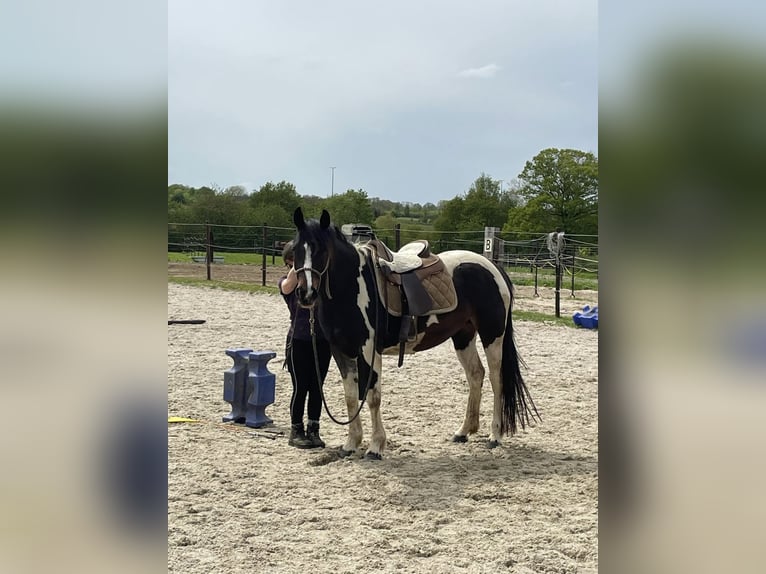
[{"left": 291, "top": 208, "right": 539, "bottom": 459}]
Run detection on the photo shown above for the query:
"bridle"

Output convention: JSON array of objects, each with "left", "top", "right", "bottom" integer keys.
[{"left": 294, "top": 247, "right": 332, "bottom": 303}]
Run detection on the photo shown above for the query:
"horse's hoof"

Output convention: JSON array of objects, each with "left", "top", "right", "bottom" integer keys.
[
  {"left": 451, "top": 434, "right": 468, "bottom": 443},
  {"left": 487, "top": 440, "right": 500, "bottom": 449},
  {"left": 338, "top": 449, "right": 355, "bottom": 458},
  {"left": 365, "top": 451, "right": 382, "bottom": 460}
]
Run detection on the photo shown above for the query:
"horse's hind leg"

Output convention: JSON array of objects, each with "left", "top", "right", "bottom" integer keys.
[{"left": 451, "top": 331, "right": 484, "bottom": 442}]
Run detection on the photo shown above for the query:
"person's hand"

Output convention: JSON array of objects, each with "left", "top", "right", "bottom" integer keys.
[{"left": 280, "top": 265, "right": 299, "bottom": 294}]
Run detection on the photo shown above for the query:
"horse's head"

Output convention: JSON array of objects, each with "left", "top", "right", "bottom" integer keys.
[{"left": 292, "top": 207, "right": 333, "bottom": 308}]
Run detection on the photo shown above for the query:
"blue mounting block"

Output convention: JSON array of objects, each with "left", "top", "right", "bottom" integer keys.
[
  {"left": 245, "top": 351, "right": 277, "bottom": 428},
  {"left": 222, "top": 348, "right": 254, "bottom": 423},
  {"left": 222, "top": 349, "right": 277, "bottom": 427},
  {"left": 573, "top": 305, "right": 598, "bottom": 329}
]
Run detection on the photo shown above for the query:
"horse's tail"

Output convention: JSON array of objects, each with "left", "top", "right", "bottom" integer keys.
[{"left": 497, "top": 266, "right": 541, "bottom": 435}]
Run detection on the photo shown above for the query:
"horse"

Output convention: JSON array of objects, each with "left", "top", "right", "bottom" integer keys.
[{"left": 290, "top": 207, "right": 539, "bottom": 459}]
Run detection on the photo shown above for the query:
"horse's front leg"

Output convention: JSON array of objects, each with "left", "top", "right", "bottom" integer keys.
[
  {"left": 333, "top": 352, "right": 363, "bottom": 455},
  {"left": 364, "top": 352, "right": 386, "bottom": 459}
]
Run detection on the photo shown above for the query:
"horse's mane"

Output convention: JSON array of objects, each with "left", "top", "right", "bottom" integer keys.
[
  {"left": 332, "top": 225, "right": 350, "bottom": 245},
  {"left": 297, "top": 217, "right": 348, "bottom": 243}
]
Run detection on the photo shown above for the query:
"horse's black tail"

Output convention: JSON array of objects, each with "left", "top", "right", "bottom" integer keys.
[{"left": 498, "top": 267, "right": 541, "bottom": 435}]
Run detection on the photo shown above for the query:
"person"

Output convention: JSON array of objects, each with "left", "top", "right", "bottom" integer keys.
[{"left": 278, "top": 240, "right": 332, "bottom": 449}]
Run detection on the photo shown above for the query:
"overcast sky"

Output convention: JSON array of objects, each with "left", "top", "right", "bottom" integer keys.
[{"left": 169, "top": 0, "right": 597, "bottom": 204}]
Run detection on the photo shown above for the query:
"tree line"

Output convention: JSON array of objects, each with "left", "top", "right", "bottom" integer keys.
[{"left": 168, "top": 148, "right": 598, "bottom": 238}]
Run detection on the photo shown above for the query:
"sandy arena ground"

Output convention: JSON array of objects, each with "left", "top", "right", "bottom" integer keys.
[{"left": 168, "top": 281, "right": 598, "bottom": 573}]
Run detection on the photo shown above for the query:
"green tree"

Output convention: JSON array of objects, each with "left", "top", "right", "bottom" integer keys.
[
  {"left": 373, "top": 213, "right": 396, "bottom": 231},
  {"left": 504, "top": 148, "right": 598, "bottom": 235},
  {"left": 247, "top": 181, "right": 300, "bottom": 227},
  {"left": 373, "top": 212, "right": 396, "bottom": 236},
  {"left": 296, "top": 195, "right": 325, "bottom": 219},
  {"left": 248, "top": 204, "right": 292, "bottom": 229},
  {"left": 434, "top": 174, "right": 516, "bottom": 232},
  {"left": 370, "top": 197, "right": 399, "bottom": 218},
  {"left": 421, "top": 202, "right": 438, "bottom": 224},
  {"left": 190, "top": 186, "right": 250, "bottom": 225},
  {"left": 249, "top": 181, "right": 300, "bottom": 214},
  {"left": 322, "top": 189, "right": 373, "bottom": 226},
  {"left": 223, "top": 185, "right": 248, "bottom": 197},
  {"left": 168, "top": 184, "right": 195, "bottom": 222}
]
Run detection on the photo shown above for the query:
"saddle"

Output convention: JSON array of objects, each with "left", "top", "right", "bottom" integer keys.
[{"left": 367, "top": 239, "right": 458, "bottom": 366}]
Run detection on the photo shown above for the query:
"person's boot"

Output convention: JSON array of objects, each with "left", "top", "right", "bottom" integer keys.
[
  {"left": 305, "top": 420, "right": 325, "bottom": 449},
  {"left": 288, "top": 423, "right": 311, "bottom": 448}
]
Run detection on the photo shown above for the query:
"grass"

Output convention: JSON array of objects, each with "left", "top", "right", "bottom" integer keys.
[
  {"left": 506, "top": 269, "right": 598, "bottom": 291},
  {"left": 168, "top": 252, "right": 282, "bottom": 266},
  {"left": 168, "top": 277, "right": 581, "bottom": 327},
  {"left": 168, "top": 276, "right": 278, "bottom": 294},
  {"left": 513, "top": 310, "right": 579, "bottom": 328},
  {"left": 167, "top": 253, "right": 599, "bottom": 291}
]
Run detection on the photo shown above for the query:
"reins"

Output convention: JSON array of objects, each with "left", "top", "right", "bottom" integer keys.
[{"left": 309, "top": 249, "right": 381, "bottom": 426}]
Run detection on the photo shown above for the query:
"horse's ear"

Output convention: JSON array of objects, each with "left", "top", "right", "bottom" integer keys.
[
  {"left": 293, "top": 207, "right": 306, "bottom": 230},
  {"left": 320, "top": 210, "right": 331, "bottom": 230}
]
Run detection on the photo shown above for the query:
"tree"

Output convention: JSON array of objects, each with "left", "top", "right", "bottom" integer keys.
[
  {"left": 190, "top": 186, "right": 249, "bottom": 225},
  {"left": 223, "top": 185, "right": 248, "bottom": 197},
  {"left": 373, "top": 212, "right": 396, "bottom": 236},
  {"left": 241, "top": 181, "right": 300, "bottom": 228},
  {"left": 168, "top": 184, "right": 194, "bottom": 222},
  {"left": 504, "top": 148, "right": 598, "bottom": 235},
  {"left": 249, "top": 181, "right": 300, "bottom": 215},
  {"left": 434, "top": 174, "right": 516, "bottom": 232},
  {"left": 297, "top": 195, "right": 326, "bottom": 219},
  {"left": 321, "top": 189, "right": 373, "bottom": 226},
  {"left": 370, "top": 197, "right": 399, "bottom": 218},
  {"left": 247, "top": 204, "right": 292, "bottom": 229}
]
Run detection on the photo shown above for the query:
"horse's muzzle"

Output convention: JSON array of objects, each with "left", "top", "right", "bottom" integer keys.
[{"left": 296, "top": 286, "right": 318, "bottom": 308}]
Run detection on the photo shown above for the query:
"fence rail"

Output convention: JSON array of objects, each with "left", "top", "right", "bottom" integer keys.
[{"left": 168, "top": 222, "right": 598, "bottom": 311}]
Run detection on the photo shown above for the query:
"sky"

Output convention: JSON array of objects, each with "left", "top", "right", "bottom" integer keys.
[{"left": 168, "top": 0, "right": 598, "bottom": 205}]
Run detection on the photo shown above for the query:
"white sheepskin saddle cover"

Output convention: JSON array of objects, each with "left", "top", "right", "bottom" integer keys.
[{"left": 378, "top": 242, "right": 425, "bottom": 273}]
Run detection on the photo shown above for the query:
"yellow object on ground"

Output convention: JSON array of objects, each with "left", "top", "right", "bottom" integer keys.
[{"left": 168, "top": 416, "right": 202, "bottom": 423}]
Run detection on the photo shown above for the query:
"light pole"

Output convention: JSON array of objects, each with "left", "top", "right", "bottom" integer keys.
[
  {"left": 330, "top": 166, "right": 336, "bottom": 197},
  {"left": 499, "top": 179, "right": 504, "bottom": 193}
]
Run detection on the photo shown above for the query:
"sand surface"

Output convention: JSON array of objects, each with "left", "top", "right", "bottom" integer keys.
[{"left": 168, "top": 283, "right": 598, "bottom": 573}]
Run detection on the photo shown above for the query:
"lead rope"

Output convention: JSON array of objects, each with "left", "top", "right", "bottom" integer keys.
[{"left": 312, "top": 252, "right": 380, "bottom": 426}]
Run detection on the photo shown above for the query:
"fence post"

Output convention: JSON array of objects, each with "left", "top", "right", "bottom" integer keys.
[
  {"left": 261, "top": 223, "right": 267, "bottom": 287},
  {"left": 271, "top": 231, "right": 275, "bottom": 265},
  {"left": 483, "top": 227, "right": 499, "bottom": 263},
  {"left": 206, "top": 222, "right": 212, "bottom": 280},
  {"left": 547, "top": 231, "right": 565, "bottom": 317},
  {"left": 395, "top": 224, "right": 401, "bottom": 250},
  {"left": 534, "top": 265, "right": 539, "bottom": 297},
  {"left": 570, "top": 244, "right": 576, "bottom": 297},
  {"left": 555, "top": 258, "right": 562, "bottom": 317}
]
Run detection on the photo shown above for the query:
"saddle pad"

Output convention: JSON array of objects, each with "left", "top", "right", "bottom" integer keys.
[{"left": 377, "top": 265, "right": 458, "bottom": 317}]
